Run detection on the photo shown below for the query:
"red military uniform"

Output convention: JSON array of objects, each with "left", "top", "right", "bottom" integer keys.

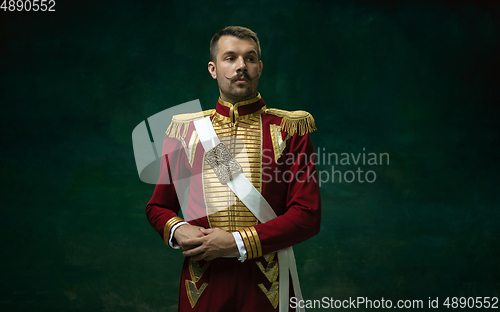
[{"left": 146, "top": 93, "right": 321, "bottom": 311}]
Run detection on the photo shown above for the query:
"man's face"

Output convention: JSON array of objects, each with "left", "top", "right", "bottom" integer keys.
[{"left": 208, "top": 36, "right": 263, "bottom": 103}]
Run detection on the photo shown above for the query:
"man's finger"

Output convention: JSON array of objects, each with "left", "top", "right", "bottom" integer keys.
[
  {"left": 200, "top": 228, "right": 215, "bottom": 234},
  {"left": 183, "top": 245, "right": 204, "bottom": 257},
  {"left": 178, "top": 242, "right": 200, "bottom": 251},
  {"left": 185, "top": 250, "right": 206, "bottom": 261},
  {"left": 181, "top": 237, "right": 204, "bottom": 247}
]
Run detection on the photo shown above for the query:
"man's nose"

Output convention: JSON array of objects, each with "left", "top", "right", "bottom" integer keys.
[{"left": 236, "top": 56, "right": 247, "bottom": 71}]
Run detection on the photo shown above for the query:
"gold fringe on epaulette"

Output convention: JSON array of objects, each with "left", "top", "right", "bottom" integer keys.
[
  {"left": 165, "top": 121, "right": 190, "bottom": 140},
  {"left": 165, "top": 109, "right": 215, "bottom": 140},
  {"left": 280, "top": 113, "right": 317, "bottom": 136}
]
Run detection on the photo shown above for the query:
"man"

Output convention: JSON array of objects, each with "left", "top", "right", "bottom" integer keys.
[{"left": 146, "top": 26, "right": 321, "bottom": 311}]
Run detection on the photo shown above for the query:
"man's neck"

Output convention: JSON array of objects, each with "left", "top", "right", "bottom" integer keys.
[{"left": 219, "top": 92, "right": 258, "bottom": 104}]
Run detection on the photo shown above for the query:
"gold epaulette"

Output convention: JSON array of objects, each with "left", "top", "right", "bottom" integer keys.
[
  {"left": 165, "top": 109, "right": 215, "bottom": 140},
  {"left": 265, "top": 108, "right": 317, "bottom": 136}
]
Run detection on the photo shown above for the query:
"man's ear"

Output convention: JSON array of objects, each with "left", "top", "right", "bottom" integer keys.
[
  {"left": 258, "top": 60, "right": 263, "bottom": 78},
  {"left": 208, "top": 61, "right": 217, "bottom": 79}
]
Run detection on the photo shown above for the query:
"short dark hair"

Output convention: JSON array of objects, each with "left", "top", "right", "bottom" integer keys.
[{"left": 210, "top": 26, "right": 261, "bottom": 62}]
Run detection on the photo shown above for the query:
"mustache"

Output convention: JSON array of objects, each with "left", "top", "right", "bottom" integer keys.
[{"left": 224, "top": 72, "right": 259, "bottom": 81}]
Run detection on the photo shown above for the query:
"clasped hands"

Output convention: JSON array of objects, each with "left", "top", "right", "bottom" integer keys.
[{"left": 173, "top": 224, "right": 238, "bottom": 261}]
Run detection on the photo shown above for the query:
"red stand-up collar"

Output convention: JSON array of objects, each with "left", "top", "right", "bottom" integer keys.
[{"left": 215, "top": 93, "right": 266, "bottom": 123}]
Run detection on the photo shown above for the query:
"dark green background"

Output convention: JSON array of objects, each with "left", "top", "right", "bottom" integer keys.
[{"left": 1, "top": 0, "right": 499, "bottom": 311}]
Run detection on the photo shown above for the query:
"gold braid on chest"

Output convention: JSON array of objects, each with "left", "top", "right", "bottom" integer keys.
[{"left": 202, "top": 116, "right": 262, "bottom": 232}]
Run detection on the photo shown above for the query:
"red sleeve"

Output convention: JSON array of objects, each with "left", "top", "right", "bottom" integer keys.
[
  {"left": 145, "top": 134, "right": 190, "bottom": 245},
  {"left": 238, "top": 131, "right": 321, "bottom": 258}
]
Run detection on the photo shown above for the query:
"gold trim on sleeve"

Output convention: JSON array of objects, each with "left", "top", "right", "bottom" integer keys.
[
  {"left": 249, "top": 226, "right": 262, "bottom": 258},
  {"left": 239, "top": 229, "right": 254, "bottom": 259},
  {"left": 163, "top": 216, "right": 185, "bottom": 245},
  {"left": 238, "top": 226, "right": 262, "bottom": 260},
  {"left": 244, "top": 228, "right": 258, "bottom": 259}
]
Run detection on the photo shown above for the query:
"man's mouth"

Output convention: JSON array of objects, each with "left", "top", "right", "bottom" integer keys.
[{"left": 233, "top": 74, "right": 250, "bottom": 83}]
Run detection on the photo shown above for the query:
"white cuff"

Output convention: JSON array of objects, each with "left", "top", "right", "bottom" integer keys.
[
  {"left": 169, "top": 221, "right": 189, "bottom": 249},
  {"left": 232, "top": 232, "right": 247, "bottom": 262}
]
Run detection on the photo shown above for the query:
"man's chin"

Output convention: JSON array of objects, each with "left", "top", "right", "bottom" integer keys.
[{"left": 226, "top": 90, "right": 256, "bottom": 102}]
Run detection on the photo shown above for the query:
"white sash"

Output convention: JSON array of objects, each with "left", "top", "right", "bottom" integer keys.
[{"left": 193, "top": 117, "right": 305, "bottom": 312}]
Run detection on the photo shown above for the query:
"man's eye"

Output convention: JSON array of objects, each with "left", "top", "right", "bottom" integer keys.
[
  {"left": 225, "top": 57, "right": 235, "bottom": 61},
  {"left": 247, "top": 58, "right": 254, "bottom": 62}
]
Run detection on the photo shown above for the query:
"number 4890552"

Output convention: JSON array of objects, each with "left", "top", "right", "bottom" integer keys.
[{"left": 1, "top": 0, "right": 56, "bottom": 12}]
